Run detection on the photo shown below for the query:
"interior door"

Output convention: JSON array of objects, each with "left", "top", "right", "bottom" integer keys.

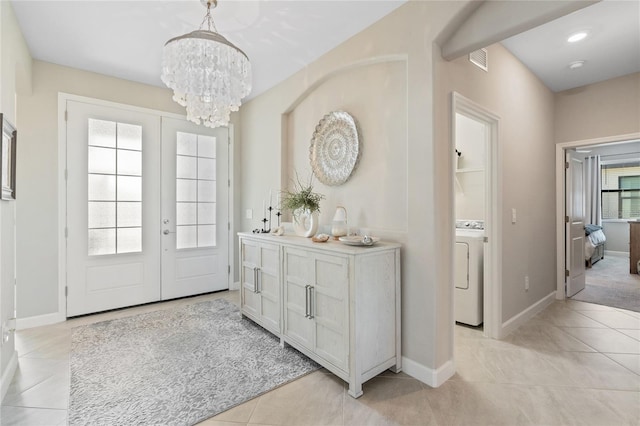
[
  {"left": 566, "top": 150, "right": 586, "bottom": 297},
  {"left": 66, "top": 101, "right": 161, "bottom": 316},
  {"left": 160, "top": 117, "right": 229, "bottom": 300}
]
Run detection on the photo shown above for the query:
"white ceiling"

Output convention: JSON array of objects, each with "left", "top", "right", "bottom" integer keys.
[
  {"left": 502, "top": 0, "right": 640, "bottom": 92},
  {"left": 9, "top": 0, "right": 408, "bottom": 99},
  {"left": 9, "top": 0, "right": 640, "bottom": 99}
]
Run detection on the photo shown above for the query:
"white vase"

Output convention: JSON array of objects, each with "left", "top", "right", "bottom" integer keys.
[{"left": 293, "top": 208, "right": 319, "bottom": 237}]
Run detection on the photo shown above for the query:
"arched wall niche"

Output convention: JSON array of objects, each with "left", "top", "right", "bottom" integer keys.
[{"left": 280, "top": 56, "right": 409, "bottom": 237}]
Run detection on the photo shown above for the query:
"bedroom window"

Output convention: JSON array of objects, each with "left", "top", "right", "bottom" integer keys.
[{"left": 601, "top": 161, "right": 640, "bottom": 220}]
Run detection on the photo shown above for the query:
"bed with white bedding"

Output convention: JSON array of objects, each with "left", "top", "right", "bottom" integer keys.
[{"left": 585, "top": 224, "right": 606, "bottom": 267}]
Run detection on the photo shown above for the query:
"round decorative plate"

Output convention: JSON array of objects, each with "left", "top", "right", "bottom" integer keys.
[{"left": 309, "top": 111, "right": 360, "bottom": 186}]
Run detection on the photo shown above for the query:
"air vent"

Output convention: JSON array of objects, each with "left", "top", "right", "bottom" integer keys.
[{"left": 469, "top": 48, "right": 488, "bottom": 72}]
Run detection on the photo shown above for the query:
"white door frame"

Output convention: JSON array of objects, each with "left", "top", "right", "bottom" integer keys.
[
  {"left": 451, "top": 92, "right": 502, "bottom": 339},
  {"left": 555, "top": 132, "right": 640, "bottom": 300},
  {"left": 57, "top": 93, "right": 236, "bottom": 319}
]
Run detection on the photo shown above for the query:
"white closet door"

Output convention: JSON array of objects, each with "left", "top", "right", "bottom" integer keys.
[
  {"left": 160, "top": 117, "right": 229, "bottom": 300},
  {"left": 66, "top": 101, "right": 162, "bottom": 316}
]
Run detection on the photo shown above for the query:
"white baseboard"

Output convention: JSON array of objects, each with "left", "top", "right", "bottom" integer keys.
[
  {"left": 230, "top": 281, "right": 240, "bottom": 291},
  {"left": 1, "top": 350, "right": 18, "bottom": 402},
  {"left": 501, "top": 291, "right": 556, "bottom": 338},
  {"left": 17, "top": 311, "right": 65, "bottom": 330},
  {"left": 402, "top": 356, "right": 455, "bottom": 388},
  {"left": 604, "top": 250, "right": 628, "bottom": 258}
]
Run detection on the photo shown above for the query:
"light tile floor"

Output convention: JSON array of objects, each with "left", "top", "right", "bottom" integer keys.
[{"left": 1, "top": 292, "right": 639, "bottom": 426}]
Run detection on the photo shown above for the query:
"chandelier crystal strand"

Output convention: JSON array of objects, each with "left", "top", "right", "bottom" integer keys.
[{"left": 161, "top": 1, "right": 251, "bottom": 128}]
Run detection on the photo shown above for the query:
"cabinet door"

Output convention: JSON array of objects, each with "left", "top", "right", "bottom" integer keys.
[
  {"left": 240, "top": 239, "right": 261, "bottom": 318},
  {"left": 258, "top": 243, "right": 280, "bottom": 332},
  {"left": 283, "top": 248, "right": 314, "bottom": 350},
  {"left": 312, "top": 253, "right": 349, "bottom": 371},
  {"left": 240, "top": 239, "right": 280, "bottom": 334}
]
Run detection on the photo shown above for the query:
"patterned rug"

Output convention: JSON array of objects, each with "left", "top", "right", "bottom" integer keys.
[{"left": 69, "top": 299, "right": 319, "bottom": 425}]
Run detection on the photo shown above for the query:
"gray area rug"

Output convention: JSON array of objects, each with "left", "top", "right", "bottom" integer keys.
[
  {"left": 573, "top": 256, "right": 640, "bottom": 313},
  {"left": 69, "top": 298, "right": 319, "bottom": 426},
  {"left": 571, "top": 284, "right": 640, "bottom": 312}
]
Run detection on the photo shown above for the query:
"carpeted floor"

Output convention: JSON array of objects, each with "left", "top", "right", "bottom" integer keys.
[
  {"left": 572, "top": 254, "right": 640, "bottom": 312},
  {"left": 68, "top": 298, "right": 319, "bottom": 426}
]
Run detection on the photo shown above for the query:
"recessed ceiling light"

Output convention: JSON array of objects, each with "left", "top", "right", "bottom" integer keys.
[
  {"left": 569, "top": 60, "right": 585, "bottom": 70},
  {"left": 568, "top": 32, "right": 588, "bottom": 43}
]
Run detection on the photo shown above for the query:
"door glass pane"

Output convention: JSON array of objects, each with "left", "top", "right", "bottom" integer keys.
[
  {"left": 175, "top": 132, "right": 218, "bottom": 249},
  {"left": 88, "top": 202, "right": 115, "bottom": 228},
  {"left": 198, "top": 136, "right": 216, "bottom": 158},
  {"left": 177, "top": 203, "right": 197, "bottom": 225},
  {"left": 87, "top": 119, "right": 143, "bottom": 255},
  {"left": 88, "top": 147, "right": 116, "bottom": 174},
  {"left": 198, "top": 158, "right": 216, "bottom": 180},
  {"left": 176, "top": 155, "right": 197, "bottom": 179},
  {"left": 117, "top": 202, "right": 142, "bottom": 227},
  {"left": 176, "top": 225, "right": 197, "bottom": 249},
  {"left": 88, "top": 229, "right": 116, "bottom": 255},
  {"left": 88, "top": 174, "right": 116, "bottom": 201},
  {"left": 89, "top": 119, "right": 116, "bottom": 148},
  {"left": 117, "top": 228, "right": 142, "bottom": 253},
  {"left": 198, "top": 202, "right": 215, "bottom": 225},
  {"left": 117, "top": 123, "right": 142, "bottom": 150},
  {"left": 117, "top": 176, "right": 142, "bottom": 201},
  {"left": 198, "top": 180, "right": 216, "bottom": 202},
  {"left": 198, "top": 225, "right": 216, "bottom": 246},
  {"left": 117, "top": 150, "right": 142, "bottom": 176},
  {"left": 176, "top": 179, "right": 197, "bottom": 202},
  {"left": 177, "top": 132, "right": 197, "bottom": 156}
]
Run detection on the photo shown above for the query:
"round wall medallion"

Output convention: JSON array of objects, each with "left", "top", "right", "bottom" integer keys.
[{"left": 309, "top": 111, "right": 360, "bottom": 186}]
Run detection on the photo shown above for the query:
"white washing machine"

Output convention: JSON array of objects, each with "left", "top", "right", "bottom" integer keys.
[{"left": 455, "top": 220, "right": 484, "bottom": 326}]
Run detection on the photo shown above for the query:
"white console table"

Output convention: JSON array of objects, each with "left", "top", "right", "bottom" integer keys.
[{"left": 238, "top": 232, "right": 401, "bottom": 398}]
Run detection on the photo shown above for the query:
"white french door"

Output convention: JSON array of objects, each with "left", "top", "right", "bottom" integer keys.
[
  {"left": 160, "top": 117, "right": 229, "bottom": 300},
  {"left": 66, "top": 100, "right": 229, "bottom": 317}
]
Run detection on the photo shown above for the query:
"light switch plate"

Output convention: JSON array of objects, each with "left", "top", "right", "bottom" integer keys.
[{"left": 245, "top": 209, "right": 253, "bottom": 219}]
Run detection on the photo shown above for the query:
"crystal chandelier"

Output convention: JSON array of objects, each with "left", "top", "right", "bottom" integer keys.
[{"left": 161, "top": 0, "right": 252, "bottom": 128}]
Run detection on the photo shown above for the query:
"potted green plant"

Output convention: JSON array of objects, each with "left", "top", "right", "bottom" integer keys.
[{"left": 281, "top": 174, "right": 324, "bottom": 237}]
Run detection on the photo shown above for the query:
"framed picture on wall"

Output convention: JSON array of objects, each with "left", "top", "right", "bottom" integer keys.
[{"left": 0, "top": 113, "right": 17, "bottom": 200}]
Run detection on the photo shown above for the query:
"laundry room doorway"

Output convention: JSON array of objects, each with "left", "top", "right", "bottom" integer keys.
[{"left": 451, "top": 92, "right": 501, "bottom": 339}]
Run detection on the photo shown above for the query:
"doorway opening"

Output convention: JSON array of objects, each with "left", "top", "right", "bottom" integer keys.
[
  {"left": 557, "top": 134, "right": 640, "bottom": 313},
  {"left": 451, "top": 92, "right": 501, "bottom": 339}
]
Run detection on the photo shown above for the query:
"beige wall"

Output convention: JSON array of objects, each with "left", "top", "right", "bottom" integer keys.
[
  {"left": 0, "top": 0, "right": 31, "bottom": 388},
  {"left": 240, "top": 1, "right": 470, "bottom": 374},
  {"left": 16, "top": 61, "right": 186, "bottom": 319},
  {"left": 435, "top": 43, "right": 557, "bottom": 323},
  {"left": 555, "top": 72, "right": 640, "bottom": 143}
]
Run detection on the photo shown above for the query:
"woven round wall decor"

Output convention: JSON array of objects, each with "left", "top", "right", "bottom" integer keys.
[{"left": 309, "top": 111, "right": 360, "bottom": 186}]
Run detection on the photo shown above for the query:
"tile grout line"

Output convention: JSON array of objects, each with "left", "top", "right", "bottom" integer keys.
[{"left": 599, "top": 352, "right": 640, "bottom": 377}]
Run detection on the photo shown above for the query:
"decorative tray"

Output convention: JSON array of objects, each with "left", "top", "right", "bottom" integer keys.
[{"left": 338, "top": 236, "right": 380, "bottom": 246}]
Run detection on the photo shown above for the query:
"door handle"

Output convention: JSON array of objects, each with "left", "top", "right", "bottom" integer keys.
[
  {"left": 253, "top": 267, "right": 259, "bottom": 293},
  {"left": 308, "top": 286, "right": 315, "bottom": 319},
  {"left": 304, "top": 285, "right": 310, "bottom": 318}
]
